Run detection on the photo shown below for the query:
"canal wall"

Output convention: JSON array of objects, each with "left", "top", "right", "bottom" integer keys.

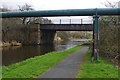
[
  {"left": 40, "top": 30, "right": 56, "bottom": 44},
  {"left": 2, "top": 24, "right": 39, "bottom": 45},
  {"left": 2, "top": 24, "right": 58, "bottom": 45}
]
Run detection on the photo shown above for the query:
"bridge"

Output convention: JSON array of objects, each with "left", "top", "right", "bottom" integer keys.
[
  {"left": 1, "top": 8, "right": 120, "bottom": 60},
  {"left": 37, "top": 23, "right": 93, "bottom": 45},
  {"left": 39, "top": 24, "right": 92, "bottom": 31}
]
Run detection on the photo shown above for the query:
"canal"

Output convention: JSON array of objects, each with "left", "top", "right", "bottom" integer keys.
[{"left": 2, "top": 39, "right": 90, "bottom": 66}]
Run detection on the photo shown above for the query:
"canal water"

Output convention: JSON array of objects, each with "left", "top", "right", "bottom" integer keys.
[{"left": 2, "top": 39, "right": 90, "bottom": 66}]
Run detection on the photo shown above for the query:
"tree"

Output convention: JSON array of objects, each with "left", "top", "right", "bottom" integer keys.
[
  {"left": 18, "top": 3, "right": 34, "bottom": 24},
  {"left": 18, "top": 4, "right": 53, "bottom": 24}
]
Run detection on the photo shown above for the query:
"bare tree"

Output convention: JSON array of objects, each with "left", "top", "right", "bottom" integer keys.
[
  {"left": 18, "top": 3, "right": 34, "bottom": 24},
  {"left": 99, "top": 1, "right": 119, "bottom": 66},
  {"left": 100, "top": 1, "right": 119, "bottom": 25},
  {"left": 104, "top": 1, "right": 118, "bottom": 8}
]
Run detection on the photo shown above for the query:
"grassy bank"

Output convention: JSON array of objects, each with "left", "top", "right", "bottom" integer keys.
[
  {"left": 85, "top": 40, "right": 93, "bottom": 44},
  {"left": 76, "top": 50, "right": 118, "bottom": 78},
  {"left": 2, "top": 46, "right": 83, "bottom": 78}
]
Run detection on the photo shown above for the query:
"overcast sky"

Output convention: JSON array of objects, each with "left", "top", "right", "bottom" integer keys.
[
  {"left": 0, "top": 0, "right": 119, "bottom": 23},
  {"left": 0, "top": 0, "right": 119, "bottom": 10}
]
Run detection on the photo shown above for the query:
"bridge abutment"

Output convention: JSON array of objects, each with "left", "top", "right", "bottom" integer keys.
[{"left": 40, "top": 30, "right": 56, "bottom": 44}]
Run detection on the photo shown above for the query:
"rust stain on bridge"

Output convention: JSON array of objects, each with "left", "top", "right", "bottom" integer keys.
[{"left": 40, "top": 24, "right": 93, "bottom": 31}]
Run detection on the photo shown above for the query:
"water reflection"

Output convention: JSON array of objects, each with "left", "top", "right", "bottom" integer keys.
[
  {"left": 2, "top": 44, "right": 56, "bottom": 66},
  {"left": 2, "top": 39, "right": 87, "bottom": 66}
]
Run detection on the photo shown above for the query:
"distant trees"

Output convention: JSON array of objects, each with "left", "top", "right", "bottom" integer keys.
[
  {"left": 57, "top": 31, "right": 92, "bottom": 40},
  {"left": 57, "top": 31, "right": 71, "bottom": 40},
  {"left": 0, "top": 8, "right": 9, "bottom": 12},
  {"left": 70, "top": 31, "right": 92, "bottom": 39}
]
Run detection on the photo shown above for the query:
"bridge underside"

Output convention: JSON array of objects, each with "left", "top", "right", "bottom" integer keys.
[
  {"left": 40, "top": 24, "right": 93, "bottom": 31},
  {"left": 40, "top": 24, "right": 93, "bottom": 44},
  {"left": 40, "top": 30, "right": 56, "bottom": 44}
]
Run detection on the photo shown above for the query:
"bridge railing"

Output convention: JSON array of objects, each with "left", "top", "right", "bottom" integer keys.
[{"left": 42, "top": 18, "right": 93, "bottom": 24}]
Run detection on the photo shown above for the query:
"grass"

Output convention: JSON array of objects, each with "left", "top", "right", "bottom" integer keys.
[
  {"left": 85, "top": 40, "right": 93, "bottom": 44},
  {"left": 76, "top": 50, "right": 119, "bottom": 78},
  {"left": 2, "top": 46, "right": 83, "bottom": 78}
]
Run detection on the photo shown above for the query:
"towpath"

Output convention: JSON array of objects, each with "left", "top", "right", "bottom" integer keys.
[{"left": 38, "top": 46, "right": 89, "bottom": 78}]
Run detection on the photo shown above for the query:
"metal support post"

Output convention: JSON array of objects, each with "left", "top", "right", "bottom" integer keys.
[
  {"left": 93, "top": 15, "right": 99, "bottom": 60},
  {"left": 92, "top": 19, "right": 95, "bottom": 57},
  {"left": 60, "top": 19, "right": 61, "bottom": 24},
  {"left": 70, "top": 19, "right": 71, "bottom": 24},
  {"left": 81, "top": 19, "right": 83, "bottom": 24}
]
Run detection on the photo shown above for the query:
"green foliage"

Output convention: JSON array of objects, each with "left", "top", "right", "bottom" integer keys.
[
  {"left": 57, "top": 31, "right": 92, "bottom": 40},
  {"left": 70, "top": 32, "right": 92, "bottom": 39},
  {"left": 57, "top": 31, "right": 71, "bottom": 40},
  {"left": 76, "top": 50, "right": 118, "bottom": 78},
  {"left": 2, "top": 46, "right": 83, "bottom": 78},
  {"left": 85, "top": 40, "right": 93, "bottom": 44}
]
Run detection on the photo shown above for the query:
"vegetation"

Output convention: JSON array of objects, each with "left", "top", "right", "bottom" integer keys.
[
  {"left": 85, "top": 40, "right": 93, "bottom": 44},
  {"left": 98, "top": 2, "right": 119, "bottom": 66},
  {"left": 76, "top": 2, "right": 119, "bottom": 78},
  {"left": 99, "top": 18, "right": 119, "bottom": 66},
  {"left": 2, "top": 46, "right": 83, "bottom": 78},
  {"left": 76, "top": 50, "right": 118, "bottom": 78},
  {"left": 57, "top": 31, "right": 71, "bottom": 40},
  {"left": 1, "top": 1, "right": 119, "bottom": 79},
  {"left": 70, "top": 31, "right": 92, "bottom": 39},
  {"left": 57, "top": 31, "right": 92, "bottom": 40}
]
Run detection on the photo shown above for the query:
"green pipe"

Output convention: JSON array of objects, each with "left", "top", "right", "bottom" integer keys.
[{"left": 0, "top": 8, "right": 120, "bottom": 18}]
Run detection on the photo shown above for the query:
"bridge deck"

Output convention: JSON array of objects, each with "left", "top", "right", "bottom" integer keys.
[{"left": 40, "top": 24, "right": 93, "bottom": 31}]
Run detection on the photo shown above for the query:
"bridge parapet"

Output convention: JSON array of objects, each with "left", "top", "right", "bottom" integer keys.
[
  {"left": 41, "top": 18, "right": 93, "bottom": 24},
  {"left": 40, "top": 24, "right": 93, "bottom": 31}
]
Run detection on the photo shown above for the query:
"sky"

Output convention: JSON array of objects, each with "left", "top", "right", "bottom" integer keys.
[
  {"left": 0, "top": 0, "right": 119, "bottom": 10},
  {"left": 0, "top": 0, "right": 119, "bottom": 23}
]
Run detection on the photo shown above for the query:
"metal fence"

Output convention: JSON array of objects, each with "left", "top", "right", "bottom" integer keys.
[{"left": 48, "top": 18, "right": 93, "bottom": 24}]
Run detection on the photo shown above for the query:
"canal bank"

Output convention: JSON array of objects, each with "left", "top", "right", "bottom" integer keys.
[{"left": 2, "top": 45, "right": 83, "bottom": 78}]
